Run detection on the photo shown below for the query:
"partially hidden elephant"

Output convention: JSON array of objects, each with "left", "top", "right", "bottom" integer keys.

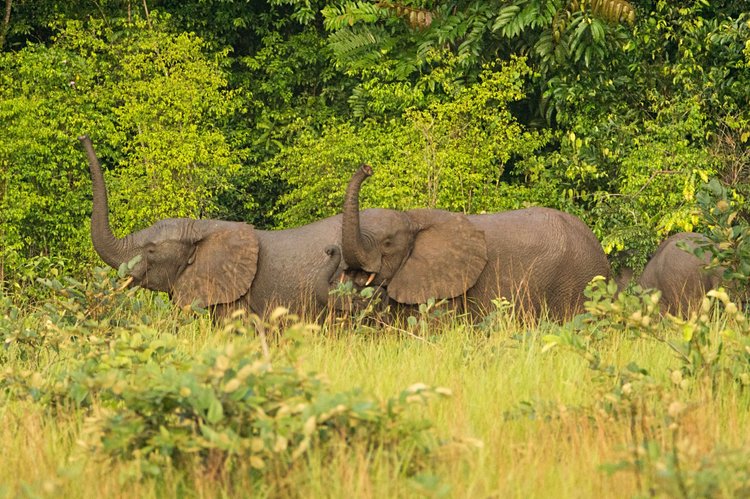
[
  {"left": 81, "top": 136, "right": 344, "bottom": 320},
  {"left": 337, "top": 165, "right": 611, "bottom": 322},
  {"left": 638, "top": 232, "right": 722, "bottom": 316}
]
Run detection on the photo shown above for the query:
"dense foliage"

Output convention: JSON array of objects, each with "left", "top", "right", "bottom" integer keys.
[
  {"left": 1, "top": 0, "right": 748, "bottom": 286},
  {"left": 1, "top": 270, "right": 449, "bottom": 485},
  {"left": 1, "top": 245, "right": 749, "bottom": 494}
]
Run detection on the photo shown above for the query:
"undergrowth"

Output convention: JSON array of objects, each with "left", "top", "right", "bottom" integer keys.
[
  {"left": 1, "top": 187, "right": 749, "bottom": 496},
  {"left": 1, "top": 270, "right": 452, "bottom": 490}
]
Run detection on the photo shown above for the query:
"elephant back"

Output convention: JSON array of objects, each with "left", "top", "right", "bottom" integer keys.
[
  {"left": 467, "top": 207, "right": 609, "bottom": 320},
  {"left": 639, "top": 232, "right": 719, "bottom": 315}
]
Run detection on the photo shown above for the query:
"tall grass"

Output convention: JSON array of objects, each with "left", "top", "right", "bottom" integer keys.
[
  {"left": 300, "top": 322, "right": 674, "bottom": 498},
  {"left": 1, "top": 276, "right": 749, "bottom": 498}
]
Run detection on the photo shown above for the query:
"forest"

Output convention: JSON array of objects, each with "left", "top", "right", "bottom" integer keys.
[{"left": 1, "top": 0, "right": 749, "bottom": 497}]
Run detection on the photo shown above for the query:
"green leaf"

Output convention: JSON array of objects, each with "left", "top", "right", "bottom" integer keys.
[{"left": 207, "top": 397, "right": 224, "bottom": 424}]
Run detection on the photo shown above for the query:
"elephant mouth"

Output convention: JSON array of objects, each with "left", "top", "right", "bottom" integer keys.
[{"left": 338, "top": 270, "right": 379, "bottom": 287}]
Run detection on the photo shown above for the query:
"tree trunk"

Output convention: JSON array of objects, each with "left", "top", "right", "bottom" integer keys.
[{"left": 0, "top": 0, "right": 12, "bottom": 51}]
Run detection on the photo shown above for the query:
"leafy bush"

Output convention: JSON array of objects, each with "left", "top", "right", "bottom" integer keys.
[
  {"left": 691, "top": 179, "right": 750, "bottom": 300},
  {"left": 573, "top": 274, "right": 750, "bottom": 390},
  {"left": 1, "top": 269, "right": 452, "bottom": 482},
  {"left": 0, "top": 14, "right": 241, "bottom": 283},
  {"left": 582, "top": 277, "right": 662, "bottom": 337},
  {"left": 269, "top": 57, "right": 551, "bottom": 227},
  {"left": 543, "top": 276, "right": 750, "bottom": 497}
]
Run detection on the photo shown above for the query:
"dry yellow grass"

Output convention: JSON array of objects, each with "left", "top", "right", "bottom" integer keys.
[{"left": 1, "top": 309, "right": 748, "bottom": 498}]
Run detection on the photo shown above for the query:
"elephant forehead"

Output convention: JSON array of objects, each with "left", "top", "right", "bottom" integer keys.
[
  {"left": 360, "top": 209, "right": 410, "bottom": 233},
  {"left": 134, "top": 218, "right": 196, "bottom": 244}
]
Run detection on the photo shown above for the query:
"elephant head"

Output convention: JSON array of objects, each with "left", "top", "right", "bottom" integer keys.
[
  {"left": 81, "top": 135, "right": 259, "bottom": 309},
  {"left": 341, "top": 164, "right": 488, "bottom": 304}
]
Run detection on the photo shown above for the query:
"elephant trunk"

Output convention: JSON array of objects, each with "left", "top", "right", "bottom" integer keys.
[
  {"left": 315, "top": 245, "right": 343, "bottom": 306},
  {"left": 80, "top": 135, "right": 132, "bottom": 269},
  {"left": 341, "top": 164, "right": 378, "bottom": 270}
]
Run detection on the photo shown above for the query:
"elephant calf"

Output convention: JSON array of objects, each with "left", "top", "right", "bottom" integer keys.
[{"left": 639, "top": 232, "right": 722, "bottom": 316}]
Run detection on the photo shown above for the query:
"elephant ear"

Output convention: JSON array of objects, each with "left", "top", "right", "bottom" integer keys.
[
  {"left": 172, "top": 221, "right": 259, "bottom": 308},
  {"left": 388, "top": 209, "right": 487, "bottom": 304}
]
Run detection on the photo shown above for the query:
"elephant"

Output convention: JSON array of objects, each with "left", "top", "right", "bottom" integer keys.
[
  {"left": 638, "top": 232, "right": 722, "bottom": 316},
  {"left": 338, "top": 165, "right": 611, "bottom": 322},
  {"left": 81, "top": 135, "right": 346, "bottom": 321}
]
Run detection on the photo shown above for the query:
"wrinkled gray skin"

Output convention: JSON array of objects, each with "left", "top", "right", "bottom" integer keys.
[
  {"left": 639, "top": 232, "right": 721, "bottom": 316},
  {"left": 339, "top": 165, "right": 611, "bottom": 322},
  {"left": 82, "top": 136, "right": 344, "bottom": 320}
]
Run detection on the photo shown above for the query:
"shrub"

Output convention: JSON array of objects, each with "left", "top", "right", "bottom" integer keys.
[
  {"left": 1, "top": 269, "right": 452, "bottom": 482},
  {"left": 543, "top": 277, "right": 750, "bottom": 497},
  {"left": 268, "top": 57, "right": 551, "bottom": 227}
]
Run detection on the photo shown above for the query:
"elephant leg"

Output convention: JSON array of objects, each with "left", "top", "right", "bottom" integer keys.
[{"left": 207, "top": 293, "right": 253, "bottom": 324}]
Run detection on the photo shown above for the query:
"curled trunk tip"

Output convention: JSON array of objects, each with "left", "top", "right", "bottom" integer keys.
[{"left": 79, "top": 135, "right": 93, "bottom": 150}]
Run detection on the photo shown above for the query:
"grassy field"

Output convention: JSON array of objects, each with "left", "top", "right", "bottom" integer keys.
[{"left": 1, "top": 276, "right": 749, "bottom": 498}]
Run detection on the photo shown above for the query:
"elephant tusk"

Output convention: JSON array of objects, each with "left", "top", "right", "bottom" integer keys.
[
  {"left": 339, "top": 273, "right": 346, "bottom": 283},
  {"left": 117, "top": 276, "right": 134, "bottom": 291},
  {"left": 365, "top": 273, "right": 376, "bottom": 286}
]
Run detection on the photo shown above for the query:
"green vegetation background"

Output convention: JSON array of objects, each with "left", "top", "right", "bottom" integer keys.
[{"left": 1, "top": 0, "right": 748, "bottom": 289}]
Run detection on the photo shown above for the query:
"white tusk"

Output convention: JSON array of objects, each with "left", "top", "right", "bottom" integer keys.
[
  {"left": 339, "top": 273, "right": 346, "bottom": 283},
  {"left": 117, "top": 276, "right": 134, "bottom": 291},
  {"left": 365, "top": 273, "right": 376, "bottom": 286}
]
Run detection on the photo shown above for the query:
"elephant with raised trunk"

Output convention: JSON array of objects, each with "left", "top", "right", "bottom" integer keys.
[
  {"left": 339, "top": 165, "right": 610, "bottom": 321},
  {"left": 81, "top": 136, "right": 344, "bottom": 320},
  {"left": 639, "top": 232, "right": 722, "bottom": 316}
]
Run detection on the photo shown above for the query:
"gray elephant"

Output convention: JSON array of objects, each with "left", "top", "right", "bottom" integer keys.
[
  {"left": 638, "top": 232, "right": 722, "bottom": 316},
  {"left": 81, "top": 136, "right": 344, "bottom": 320},
  {"left": 338, "top": 165, "right": 611, "bottom": 322}
]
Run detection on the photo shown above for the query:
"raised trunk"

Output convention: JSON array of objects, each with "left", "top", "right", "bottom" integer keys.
[
  {"left": 79, "top": 135, "right": 131, "bottom": 269},
  {"left": 341, "top": 164, "right": 378, "bottom": 270}
]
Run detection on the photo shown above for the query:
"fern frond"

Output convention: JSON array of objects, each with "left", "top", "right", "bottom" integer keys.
[
  {"left": 493, "top": 0, "right": 560, "bottom": 38},
  {"left": 328, "top": 26, "right": 381, "bottom": 64},
  {"left": 591, "top": 0, "right": 636, "bottom": 25},
  {"left": 570, "top": 0, "right": 636, "bottom": 25},
  {"left": 322, "top": 1, "right": 382, "bottom": 31},
  {"left": 492, "top": 3, "right": 525, "bottom": 37}
]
